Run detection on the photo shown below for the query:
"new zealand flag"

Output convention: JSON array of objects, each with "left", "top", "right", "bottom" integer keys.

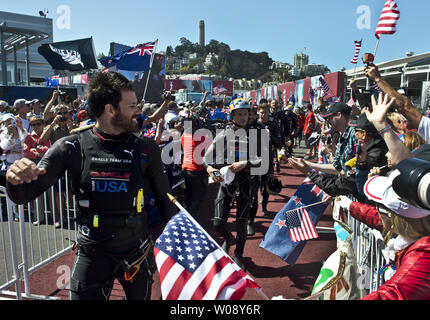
[
  {"left": 99, "top": 41, "right": 157, "bottom": 71},
  {"left": 260, "top": 179, "right": 328, "bottom": 266}
]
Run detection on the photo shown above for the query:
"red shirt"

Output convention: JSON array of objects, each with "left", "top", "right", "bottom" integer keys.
[
  {"left": 181, "top": 133, "right": 206, "bottom": 172},
  {"left": 304, "top": 111, "right": 316, "bottom": 135},
  {"left": 297, "top": 113, "right": 306, "bottom": 129},
  {"left": 23, "top": 132, "right": 51, "bottom": 161}
]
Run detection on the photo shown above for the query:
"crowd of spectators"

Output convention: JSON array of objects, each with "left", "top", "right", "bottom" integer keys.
[{"left": 1, "top": 62, "right": 429, "bottom": 299}]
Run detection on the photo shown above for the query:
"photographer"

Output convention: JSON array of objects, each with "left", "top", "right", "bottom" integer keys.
[
  {"left": 40, "top": 105, "right": 75, "bottom": 145},
  {"left": 359, "top": 170, "right": 430, "bottom": 300},
  {"left": 0, "top": 114, "right": 27, "bottom": 172},
  {"left": 289, "top": 103, "right": 360, "bottom": 199}
]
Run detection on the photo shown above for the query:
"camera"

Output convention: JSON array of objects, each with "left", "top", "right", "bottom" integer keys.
[
  {"left": 356, "top": 90, "right": 373, "bottom": 109},
  {"left": 362, "top": 53, "right": 375, "bottom": 66},
  {"left": 10, "top": 119, "right": 16, "bottom": 127},
  {"left": 392, "top": 158, "right": 430, "bottom": 210},
  {"left": 161, "top": 90, "right": 176, "bottom": 101}
]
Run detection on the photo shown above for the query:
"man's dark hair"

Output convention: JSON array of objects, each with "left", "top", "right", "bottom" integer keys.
[{"left": 86, "top": 72, "right": 134, "bottom": 118}]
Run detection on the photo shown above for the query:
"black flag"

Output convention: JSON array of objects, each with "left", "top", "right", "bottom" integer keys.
[{"left": 38, "top": 37, "right": 98, "bottom": 71}]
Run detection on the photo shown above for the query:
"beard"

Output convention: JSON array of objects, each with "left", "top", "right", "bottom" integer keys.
[{"left": 111, "top": 111, "right": 139, "bottom": 133}]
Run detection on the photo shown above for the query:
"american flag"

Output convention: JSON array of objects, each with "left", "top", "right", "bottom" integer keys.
[
  {"left": 373, "top": 81, "right": 382, "bottom": 93},
  {"left": 375, "top": 0, "right": 400, "bottom": 40},
  {"left": 350, "top": 40, "right": 362, "bottom": 64},
  {"left": 319, "top": 77, "right": 330, "bottom": 97},
  {"left": 154, "top": 210, "right": 261, "bottom": 300},
  {"left": 285, "top": 207, "right": 318, "bottom": 243}
]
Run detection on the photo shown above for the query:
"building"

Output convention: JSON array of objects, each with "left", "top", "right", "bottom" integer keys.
[
  {"left": 0, "top": 11, "right": 53, "bottom": 85},
  {"left": 204, "top": 52, "right": 218, "bottom": 71},
  {"left": 288, "top": 67, "right": 301, "bottom": 77},
  {"left": 345, "top": 51, "right": 430, "bottom": 110},
  {"left": 303, "top": 64, "right": 328, "bottom": 77},
  {"left": 294, "top": 52, "right": 309, "bottom": 70},
  {"left": 199, "top": 20, "right": 205, "bottom": 47}
]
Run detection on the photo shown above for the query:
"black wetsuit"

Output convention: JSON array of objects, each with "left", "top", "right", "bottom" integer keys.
[
  {"left": 203, "top": 123, "right": 267, "bottom": 258},
  {"left": 248, "top": 119, "right": 282, "bottom": 223},
  {"left": 7, "top": 126, "right": 177, "bottom": 300}
]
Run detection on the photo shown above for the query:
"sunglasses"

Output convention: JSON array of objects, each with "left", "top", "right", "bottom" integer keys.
[
  {"left": 31, "top": 122, "right": 43, "bottom": 127},
  {"left": 57, "top": 112, "right": 68, "bottom": 115}
]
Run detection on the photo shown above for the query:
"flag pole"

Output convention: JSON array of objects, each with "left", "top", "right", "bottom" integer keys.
[
  {"left": 374, "top": 38, "right": 381, "bottom": 57},
  {"left": 283, "top": 201, "right": 326, "bottom": 216},
  {"left": 143, "top": 39, "right": 159, "bottom": 101},
  {"left": 167, "top": 193, "right": 270, "bottom": 301}
]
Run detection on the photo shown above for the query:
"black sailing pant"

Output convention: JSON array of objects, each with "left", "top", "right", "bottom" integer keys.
[
  {"left": 69, "top": 248, "right": 154, "bottom": 300},
  {"left": 183, "top": 170, "right": 207, "bottom": 221},
  {"left": 248, "top": 175, "right": 270, "bottom": 223},
  {"left": 213, "top": 177, "right": 258, "bottom": 258}
]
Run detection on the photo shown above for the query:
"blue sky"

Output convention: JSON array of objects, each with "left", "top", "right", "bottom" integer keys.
[{"left": 2, "top": 0, "right": 428, "bottom": 73}]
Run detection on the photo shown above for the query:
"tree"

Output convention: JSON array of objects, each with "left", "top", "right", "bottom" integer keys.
[{"left": 166, "top": 46, "right": 174, "bottom": 56}]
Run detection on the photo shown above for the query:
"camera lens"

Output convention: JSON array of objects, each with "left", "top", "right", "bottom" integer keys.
[{"left": 393, "top": 158, "right": 430, "bottom": 210}]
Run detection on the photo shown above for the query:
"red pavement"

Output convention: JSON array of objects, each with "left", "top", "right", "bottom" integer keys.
[{"left": 17, "top": 161, "right": 336, "bottom": 300}]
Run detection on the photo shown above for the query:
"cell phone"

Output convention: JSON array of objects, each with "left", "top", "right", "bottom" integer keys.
[
  {"left": 212, "top": 171, "right": 221, "bottom": 179},
  {"left": 327, "top": 137, "right": 332, "bottom": 145}
]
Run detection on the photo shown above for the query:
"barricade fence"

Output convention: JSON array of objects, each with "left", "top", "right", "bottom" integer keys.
[
  {"left": 0, "top": 171, "right": 77, "bottom": 300},
  {"left": 344, "top": 203, "right": 389, "bottom": 296},
  {"left": 0, "top": 171, "right": 390, "bottom": 300}
]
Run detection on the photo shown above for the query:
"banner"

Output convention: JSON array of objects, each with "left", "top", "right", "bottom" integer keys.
[
  {"left": 213, "top": 81, "right": 233, "bottom": 97},
  {"left": 38, "top": 37, "right": 98, "bottom": 71},
  {"left": 422, "top": 81, "right": 430, "bottom": 110}
]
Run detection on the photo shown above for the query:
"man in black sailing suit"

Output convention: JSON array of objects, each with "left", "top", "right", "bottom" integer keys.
[
  {"left": 6, "top": 72, "right": 177, "bottom": 300},
  {"left": 203, "top": 98, "right": 268, "bottom": 270}
]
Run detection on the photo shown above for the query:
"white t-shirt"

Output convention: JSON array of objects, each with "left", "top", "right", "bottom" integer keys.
[
  {"left": 418, "top": 116, "right": 430, "bottom": 143},
  {"left": 19, "top": 116, "right": 31, "bottom": 134}
]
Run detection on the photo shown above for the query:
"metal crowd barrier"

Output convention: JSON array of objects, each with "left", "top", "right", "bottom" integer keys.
[
  {"left": 0, "top": 172, "right": 77, "bottom": 300},
  {"left": 345, "top": 210, "right": 389, "bottom": 296}
]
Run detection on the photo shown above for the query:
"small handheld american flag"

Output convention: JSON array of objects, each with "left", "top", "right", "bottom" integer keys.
[{"left": 350, "top": 40, "right": 362, "bottom": 64}]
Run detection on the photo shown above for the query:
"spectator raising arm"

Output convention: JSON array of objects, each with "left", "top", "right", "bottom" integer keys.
[
  {"left": 365, "top": 93, "right": 412, "bottom": 166},
  {"left": 365, "top": 64, "right": 422, "bottom": 130}
]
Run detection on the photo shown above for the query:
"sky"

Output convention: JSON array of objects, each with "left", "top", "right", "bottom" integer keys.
[{"left": 1, "top": 0, "right": 429, "bottom": 73}]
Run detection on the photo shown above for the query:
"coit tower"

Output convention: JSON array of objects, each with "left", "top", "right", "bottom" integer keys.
[{"left": 199, "top": 20, "right": 205, "bottom": 46}]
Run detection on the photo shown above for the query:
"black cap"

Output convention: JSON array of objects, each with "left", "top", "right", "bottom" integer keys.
[
  {"left": 320, "top": 102, "right": 351, "bottom": 118},
  {"left": 348, "top": 113, "right": 378, "bottom": 135}
]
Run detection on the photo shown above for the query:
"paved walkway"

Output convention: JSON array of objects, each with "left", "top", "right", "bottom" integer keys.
[{"left": 6, "top": 144, "right": 337, "bottom": 300}]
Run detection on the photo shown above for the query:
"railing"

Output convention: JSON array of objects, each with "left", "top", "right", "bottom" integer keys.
[
  {"left": 0, "top": 172, "right": 77, "bottom": 300},
  {"left": 345, "top": 206, "right": 390, "bottom": 296}
]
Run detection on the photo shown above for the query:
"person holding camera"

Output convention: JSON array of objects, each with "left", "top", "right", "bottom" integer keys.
[
  {"left": 289, "top": 103, "right": 360, "bottom": 200},
  {"left": 40, "top": 105, "right": 75, "bottom": 145},
  {"left": 0, "top": 114, "right": 27, "bottom": 172},
  {"left": 6, "top": 71, "right": 177, "bottom": 300}
]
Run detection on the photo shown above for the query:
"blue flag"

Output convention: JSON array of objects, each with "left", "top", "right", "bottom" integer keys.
[
  {"left": 99, "top": 41, "right": 157, "bottom": 71},
  {"left": 45, "top": 77, "right": 59, "bottom": 87},
  {"left": 260, "top": 179, "right": 328, "bottom": 266}
]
